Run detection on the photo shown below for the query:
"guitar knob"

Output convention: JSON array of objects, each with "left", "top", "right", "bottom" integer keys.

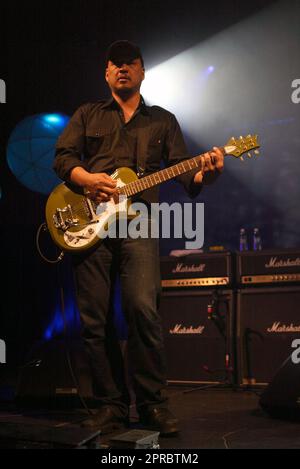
[{"left": 88, "top": 228, "right": 94, "bottom": 235}]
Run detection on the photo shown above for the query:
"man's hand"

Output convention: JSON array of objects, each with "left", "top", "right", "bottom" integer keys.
[
  {"left": 84, "top": 173, "right": 117, "bottom": 203},
  {"left": 69, "top": 167, "right": 117, "bottom": 203},
  {"left": 194, "top": 146, "right": 224, "bottom": 184}
]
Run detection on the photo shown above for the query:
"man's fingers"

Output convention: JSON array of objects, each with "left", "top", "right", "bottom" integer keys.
[
  {"left": 212, "top": 147, "right": 224, "bottom": 171},
  {"left": 93, "top": 192, "right": 111, "bottom": 203},
  {"left": 87, "top": 189, "right": 111, "bottom": 202},
  {"left": 102, "top": 175, "right": 117, "bottom": 187},
  {"left": 197, "top": 147, "right": 224, "bottom": 184},
  {"left": 215, "top": 160, "right": 224, "bottom": 171},
  {"left": 86, "top": 184, "right": 117, "bottom": 195},
  {"left": 97, "top": 194, "right": 110, "bottom": 203},
  {"left": 99, "top": 191, "right": 110, "bottom": 199},
  {"left": 97, "top": 184, "right": 117, "bottom": 194},
  {"left": 201, "top": 147, "right": 224, "bottom": 174},
  {"left": 194, "top": 171, "right": 204, "bottom": 184},
  {"left": 203, "top": 152, "right": 215, "bottom": 171}
]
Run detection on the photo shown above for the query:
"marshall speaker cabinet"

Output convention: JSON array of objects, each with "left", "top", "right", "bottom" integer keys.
[
  {"left": 236, "top": 249, "right": 300, "bottom": 386},
  {"left": 160, "top": 252, "right": 234, "bottom": 384},
  {"left": 159, "top": 289, "right": 234, "bottom": 384},
  {"left": 236, "top": 287, "right": 300, "bottom": 386}
]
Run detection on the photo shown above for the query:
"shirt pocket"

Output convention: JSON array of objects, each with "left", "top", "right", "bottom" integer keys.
[
  {"left": 85, "top": 128, "right": 112, "bottom": 157},
  {"left": 147, "top": 134, "right": 164, "bottom": 163}
]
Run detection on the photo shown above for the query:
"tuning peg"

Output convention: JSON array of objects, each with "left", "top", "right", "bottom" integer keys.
[
  {"left": 254, "top": 150, "right": 260, "bottom": 155},
  {"left": 240, "top": 156, "right": 244, "bottom": 162},
  {"left": 247, "top": 152, "right": 252, "bottom": 158}
]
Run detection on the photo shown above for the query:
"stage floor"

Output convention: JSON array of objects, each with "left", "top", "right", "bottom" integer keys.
[{"left": 0, "top": 387, "right": 299, "bottom": 449}]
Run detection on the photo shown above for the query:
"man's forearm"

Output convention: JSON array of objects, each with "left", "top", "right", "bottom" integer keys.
[{"left": 70, "top": 167, "right": 92, "bottom": 186}]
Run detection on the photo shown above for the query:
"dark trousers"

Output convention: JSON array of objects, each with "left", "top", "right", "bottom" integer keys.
[{"left": 72, "top": 234, "right": 167, "bottom": 417}]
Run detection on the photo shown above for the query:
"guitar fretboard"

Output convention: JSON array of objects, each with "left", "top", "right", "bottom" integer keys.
[{"left": 117, "top": 152, "right": 210, "bottom": 197}]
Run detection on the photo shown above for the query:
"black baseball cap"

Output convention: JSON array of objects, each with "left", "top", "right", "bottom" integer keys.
[{"left": 105, "top": 40, "right": 144, "bottom": 68}]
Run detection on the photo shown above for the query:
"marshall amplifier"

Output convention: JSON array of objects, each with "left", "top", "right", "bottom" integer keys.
[
  {"left": 236, "top": 249, "right": 300, "bottom": 286},
  {"left": 236, "top": 286, "right": 300, "bottom": 386},
  {"left": 160, "top": 252, "right": 232, "bottom": 288},
  {"left": 159, "top": 289, "right": 234, "bottom": 384}
]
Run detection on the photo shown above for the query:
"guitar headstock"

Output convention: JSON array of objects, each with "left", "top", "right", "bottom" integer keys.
[{"left": 224, "top": 134, "right": 260, "bottom": 161}]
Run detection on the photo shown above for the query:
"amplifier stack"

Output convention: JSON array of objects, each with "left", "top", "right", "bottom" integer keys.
[
  {"left": 159, "top": 249, "right": 300, "bottom": 387},
  {"left": 160, "top": 251, "right": 234, "bottom": 385},
  {"left": 236, "top": 249, "right": 300, "bottom": 386}
]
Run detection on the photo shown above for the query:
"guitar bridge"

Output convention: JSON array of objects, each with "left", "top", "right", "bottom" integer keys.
[{"left": 53, "top": 204, "right": 79, "bottom": 231}]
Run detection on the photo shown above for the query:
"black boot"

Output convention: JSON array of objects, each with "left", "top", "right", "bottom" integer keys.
[
  {"left": 81, "top": 405, "right": 128, "bottom": 434},
  {"left": 139, "top": 407, "right": 179, "bottom": 436}
]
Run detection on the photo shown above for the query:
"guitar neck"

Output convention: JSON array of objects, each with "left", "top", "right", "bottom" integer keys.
[{"left": 118, "top": 148, "right": 224, "bottom": 197}]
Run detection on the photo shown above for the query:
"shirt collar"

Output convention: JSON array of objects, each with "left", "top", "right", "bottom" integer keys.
[{"left": 101, "top": 95, "right": 150, "bottom": 115}]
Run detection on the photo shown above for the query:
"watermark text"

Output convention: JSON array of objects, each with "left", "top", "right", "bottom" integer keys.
[
  {"left": 0, "top": 339, "right": 6, "bottom": 364},
  {"left": 291, "top": 79, "right": 300, "bottom": 104},
  {"left": 291, "top": 339, "right": 300, "bottom": 364},
  {"left": 97, "top": 200, "right": 205, "bottom": 249},
  {"left": 0, "top": 79, "right": 6, "bottom": 103}
]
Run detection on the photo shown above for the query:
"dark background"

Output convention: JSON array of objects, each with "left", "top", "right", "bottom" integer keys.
[{"left": 0, "top": 0, "right": 299, "bottom": 382}]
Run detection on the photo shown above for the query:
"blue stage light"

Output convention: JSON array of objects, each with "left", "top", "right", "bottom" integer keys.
[
  {"left": 43, "top": 294, "right": 81, "bottom": 341},
  {"left": 43, "top": 114, "right": 68, "bottom": 125},
  {"left": 7, "top": 112, "right": 70, "bottom": 195}
]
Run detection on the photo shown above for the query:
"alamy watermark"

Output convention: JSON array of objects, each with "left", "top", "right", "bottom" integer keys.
[
  {"left": 96, "top": 200, "right": 205, "bottom": 249},
  {"left": 291, "top": 79, "right": 300, "bottom": 104},
  {"left": 0, "top": 79, "right": 6, "bottom": 103},
  {"left": 0, "top": 339, "right": 6, "bottom": 364},
  {"left": 291, "top": 339, "right": 300, "bottom": 364}
]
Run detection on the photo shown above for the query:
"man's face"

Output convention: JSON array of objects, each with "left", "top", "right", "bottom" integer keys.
[{"left": 105, "top": 58, "right": 145, "bottom": 95}]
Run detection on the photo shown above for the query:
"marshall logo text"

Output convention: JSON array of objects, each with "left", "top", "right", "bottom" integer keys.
[
  {"left": 172, "top": 263, "right": 206, "bottom": 274},
  {"left": 265, "top": 256, "right": 300, "bottom": 269},
  {"left": 267, "top": 322, "right": 300, "bottom": 333},
  {"left": 169, "top": 324, "right": 205, "bottom": 335}
]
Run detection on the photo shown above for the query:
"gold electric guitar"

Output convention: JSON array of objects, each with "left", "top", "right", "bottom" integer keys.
[{"left": 45, "top": 134, "right": 260, "bottom": 252}]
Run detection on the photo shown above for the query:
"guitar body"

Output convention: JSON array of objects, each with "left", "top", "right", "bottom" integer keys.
[{"left": 46, "top": 167, "right": 137, "bottom": 252}]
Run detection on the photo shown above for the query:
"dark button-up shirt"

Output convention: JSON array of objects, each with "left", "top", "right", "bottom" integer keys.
[{"left": 53, "top": 96, "right": 202, "bottom": 203}]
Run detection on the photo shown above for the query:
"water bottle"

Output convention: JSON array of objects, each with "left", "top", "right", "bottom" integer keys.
[
  {"left": 239, "top": 228, "right": 248, "bottom": 251},
  {"left": 253, "top": 227, "right": 262, "bottom": 251}
]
